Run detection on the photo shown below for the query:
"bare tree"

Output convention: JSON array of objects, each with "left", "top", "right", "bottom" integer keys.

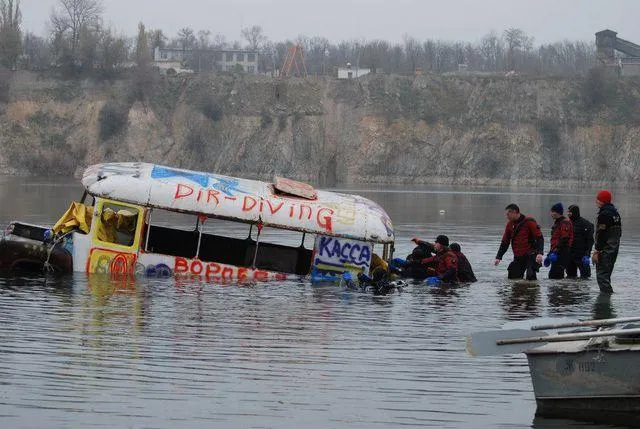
[
  {"left": 135, "top": 22, "right": 150, "bottom": 67},
  {"left": 479, "top": 31, "right": 502, "bottom": 71},
  {"left": 196, "top": 29, "right": 211, "bottom": 49},
  {"left": 146, "top": 28, "right": 166, "bottom": 50},
  {"left": 361, "top": 40, "right": 390, "bottom": 74},
  {"left": 241, "top": 25, "right": 266, "bottom": 51},
  {"left": 97, "top": 26, "right": 128, "bottom": 74},
  {"left": 177, "top": 27, "right": 195, "bottom": 51},
  {"left": 22, "top": 32, "right": 53, "bottom": 70},
  {"left": 305, "top": 36, "right": 330, "bottom": 75},
  {"left": 212, "top": 33, "right": 226, "bottom": 49},
  {"left": 133, "top": 23, "right": 155, "bottom": 99},
  {"left": 403, "top": 34, "right": 421, "bottom": 74},
  {"left": 50, "top": 0, "right": 103, "bottom": 59},
  {"left": 0, "top": 0, "right": 22, "bottom": 68},
  {"left": 503, "top": 27, "right": 533, "bottom": 70}
]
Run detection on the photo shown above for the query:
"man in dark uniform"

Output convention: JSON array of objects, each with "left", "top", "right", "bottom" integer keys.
[
  {"left": 592, "top": 190, "right": 622, "bottom": 293},
  {"left": 546, "top": 202, "right": 574, "bottom": 279},
  {"left": 494, "top": 204, "right": 544, "bottom": 280},
  {"left": 566, "top": 204, "right": 594, "bottom": 279},
  {"left": 450, "top": 242, "right": 477, "bottom": 282}
]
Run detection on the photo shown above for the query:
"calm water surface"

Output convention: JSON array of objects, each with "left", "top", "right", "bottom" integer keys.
[{"left": 1, "top": 177, "right": 639, "bottom": 429}]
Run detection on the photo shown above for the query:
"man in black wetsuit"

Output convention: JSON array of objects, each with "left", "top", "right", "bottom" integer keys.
[
  {"left": 449, "top": 242, "right": 477, "bottom": 282},
  {"left": 592, "top": 190, "right": 622, "bottom": 293},
  {"left": 566, "top": 204, "right": 594, "bottom": 279}
]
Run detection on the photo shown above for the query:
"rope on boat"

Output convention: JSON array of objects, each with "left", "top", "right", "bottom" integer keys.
[{"left": 43, "top": 231, "right": 71, "bottom": 273}]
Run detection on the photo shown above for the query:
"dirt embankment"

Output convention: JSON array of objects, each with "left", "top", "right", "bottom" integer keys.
[{"left": 1, "top": 70, "right": 639, "bottom": 187}]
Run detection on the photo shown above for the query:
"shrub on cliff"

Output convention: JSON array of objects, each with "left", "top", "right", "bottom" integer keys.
[
  {"left": 0, "top": 66, "right": 11, "bottom": 103},
  {"left": 128, "top": 66, "right": 159, "bottom": 103},
  {"left": 581, "top": 68, "right": 615, "bottom": 109},
  {"left": 99, "top": 101, "right": 129, "bottom": 141},
  {"left": 260, "top": 109, "right": 272, "bottom": 128},
  {"left": 197, "top": 94, "right": 223, "bottom": 122}
]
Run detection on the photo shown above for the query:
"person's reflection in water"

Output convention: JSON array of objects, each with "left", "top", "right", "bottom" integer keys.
[
  {"left": 593, "top": 291, "right": 616, "bottom": 320},
  {"left": 499, "top": 281, "right": 541, "bottom": 320},
  {"left": 546, "top": 281, "right": 590, "bottom": 309},
  {"left": 428, "top": 283, "right": 461, "bottom": 303}
]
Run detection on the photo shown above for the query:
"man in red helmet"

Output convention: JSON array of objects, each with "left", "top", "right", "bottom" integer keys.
[{"left": 592, "top": 190, "right": 622, "bottom": 293}]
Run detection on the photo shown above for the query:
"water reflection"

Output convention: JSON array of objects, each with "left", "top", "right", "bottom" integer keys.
[
  {"left": 592, "top": 292, "right": 616, "bottom": 320},
  {"left": 546, "top": 281, "right": 590, "bottom": 309},
  {"left": 498, "top": 281, "right": 541, "bottom": 320}
]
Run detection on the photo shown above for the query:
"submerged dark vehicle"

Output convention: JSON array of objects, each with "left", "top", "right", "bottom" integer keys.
[{"left": 0, "top": 221, "right": 72, "bottom": 273}]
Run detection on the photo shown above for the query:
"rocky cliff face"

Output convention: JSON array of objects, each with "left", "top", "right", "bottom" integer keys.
[{"left": 1, "top": 70, "right": 639, "bottom": 188}]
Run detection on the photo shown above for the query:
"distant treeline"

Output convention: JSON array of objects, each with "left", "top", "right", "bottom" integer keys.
[{"left": 1, "top": 0, "right": 595, "bottom": 81}]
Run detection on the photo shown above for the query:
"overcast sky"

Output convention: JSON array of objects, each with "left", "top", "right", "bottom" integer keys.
[{"left": 20, "top": 0, "right": 640, "bottom": 46}]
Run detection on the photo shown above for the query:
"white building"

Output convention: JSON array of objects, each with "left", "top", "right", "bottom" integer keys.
[
  {"left": 337, "top": 63, "right": 371, "bottom": 79},
  {"left": 152, "top": 47, "right": 259, "bottom": 74}
]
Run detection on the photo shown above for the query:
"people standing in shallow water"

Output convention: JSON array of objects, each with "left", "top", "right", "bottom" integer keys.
[
  {"left": 566, "top": 204, "right": 594, "bottom": 279},
  {"left": 546, "top": 203, "right": 573, "bottom": 279},
  {"left": 449, "top": 243, "right": 477, "bottom": 282},
  {"left": 592, "top": 190, "right": 622, "bottom": 294},
  {"left": 494, "top": 204, "right": 544, "bottom": 280}
]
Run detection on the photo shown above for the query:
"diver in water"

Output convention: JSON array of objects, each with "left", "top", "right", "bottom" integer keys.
[
  {"left": 356, "top": 267, "right": 406, "bottom": 295},
  {"left": 449, "top": 242, "right": 477, "bottom": 282},
  {"left": 389, "top": 237, "right": 436, "bottom": 279}
]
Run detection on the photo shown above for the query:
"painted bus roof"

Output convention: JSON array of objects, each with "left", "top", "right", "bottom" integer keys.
[{"left": 82, "top": 163, "right": 394, "bottom": 244}]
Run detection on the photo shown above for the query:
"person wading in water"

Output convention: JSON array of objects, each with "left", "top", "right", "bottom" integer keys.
[
  {"left": 494, "top": 204, "right": 544, "bottom": 280},
  {"left": 566, "top": 204, "right": 594, "bottom": 279},
  {"left": 592, "top": 190, "right": 622, "bottom": 294}
]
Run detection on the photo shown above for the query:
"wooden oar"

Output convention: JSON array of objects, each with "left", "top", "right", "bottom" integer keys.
[
  {"left": 466, "top": 329, "right": 548, "bottom": 356},
  {"left": 466, "top": 327, "right": 640, "bottom": 357},
  {"left": 531, "top": 316, "right": 640, "bottom": 331},
  {"left": 498, "top": 327, "right": 640, "bottom": 345}
]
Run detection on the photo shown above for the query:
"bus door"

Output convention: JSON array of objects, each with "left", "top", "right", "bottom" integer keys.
[{"left": 87, "top": 199, "right": 144, "bottom": 276}]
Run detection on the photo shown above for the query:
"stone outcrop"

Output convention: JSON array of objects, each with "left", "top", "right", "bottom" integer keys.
[{"left": 1, "top": 70, "right": 639, "bottom": 188}]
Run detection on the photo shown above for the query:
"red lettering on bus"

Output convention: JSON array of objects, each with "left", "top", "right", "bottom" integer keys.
[
  {"left": 317, "top": 207, "right": 334, "bottom": 232},
  {"left": 299, "top": 204, "right": 312, "bottom": 220},
  {"left": 266, "top": 200, "right": 284, "bottom": 215},
  {"left": 254, "top": 270, "right": 268, "bottom": 281},
  {"left": 243, "top": 196, "right": 257, "bottom": 211},
  {"left": 175, "top": 257, "right": 189, "bottom": 273},
  {"left": 175, "top": 184, "right": 194, "bottom": 199},
  {"left": 221, "top": 267, "right": 234, "bottom": 279},
  {"left": 207, "top": 190, "right": 220, "bottom": 205},
  {"left": 191, "top": 259, "right": 203, "bottom": 275},
  {"left": 205, "top": 262, "right": 222, "bottom": 278}
]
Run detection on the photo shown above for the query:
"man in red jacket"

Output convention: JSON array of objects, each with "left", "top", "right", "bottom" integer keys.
[
  {"left": 546, "top": 202, "right": 574, "bottom": 279},
  {"left": 422, "top": 235, "right": 459, "bottom": 284},
  {"left": 494, "top": 204, "right": 544, "bottom": 280}
]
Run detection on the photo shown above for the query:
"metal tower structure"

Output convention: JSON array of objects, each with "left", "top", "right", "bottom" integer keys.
[{"left": 280, "top": 45, "right": 308, "bottom": 78}]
